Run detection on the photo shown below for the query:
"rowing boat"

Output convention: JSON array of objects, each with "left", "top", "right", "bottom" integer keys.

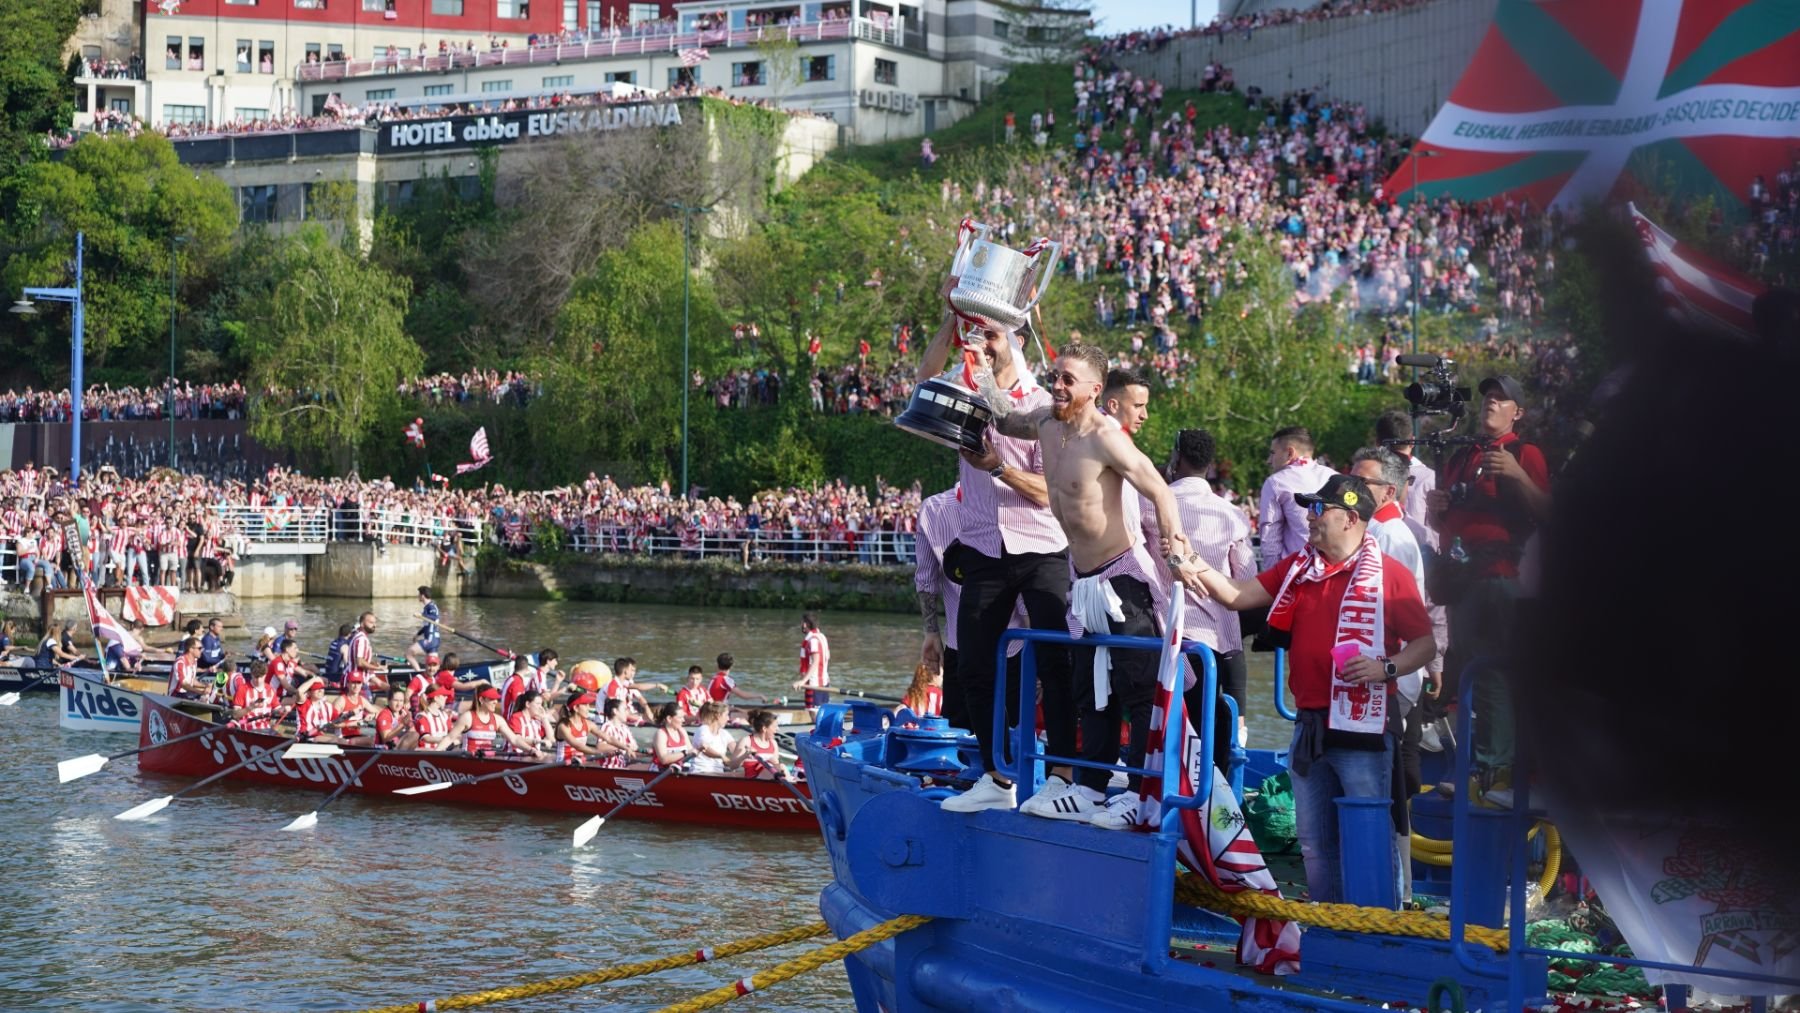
[{"left": 135, "top": 696, "right": 816, "bottom": 830}]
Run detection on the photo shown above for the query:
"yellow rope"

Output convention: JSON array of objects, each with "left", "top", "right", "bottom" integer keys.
[
  {"left": 346, "top": 921, "right": 830, "bottom": 1013},
  {"left": 654, "top": 914, "right": 931, "bottom": 1013},
  {"left": 1175, "top": 875, "right": 1512, "bottom": 952}
]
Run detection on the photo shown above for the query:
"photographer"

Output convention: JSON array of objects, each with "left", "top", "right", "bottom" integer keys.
[{"left": 1424, "top": 375, "right": 1550, "bottom": 801}]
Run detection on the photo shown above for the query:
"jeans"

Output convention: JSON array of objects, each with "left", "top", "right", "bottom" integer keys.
[
  {"left": 19, "top": 556, "right": 41, "bottom": 587},
  {"left": 1288, "top": 723, "right": 1392, "bottom": 904}
]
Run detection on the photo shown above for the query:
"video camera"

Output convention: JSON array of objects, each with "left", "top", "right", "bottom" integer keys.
[{"left": 1397, "top": 353, "right": 1471, "bottom": 422}]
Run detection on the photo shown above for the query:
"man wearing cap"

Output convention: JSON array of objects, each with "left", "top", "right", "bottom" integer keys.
[
  {"left": 272, "top": 619, "right": 301, "bottom": 656},
  {"left": 295, "top": 677, "right": 338, "bottom": 742},
  {"left": 1424, "top": 375, "right": 1550, "bottom": 800},
  {"left": 1175, "top": 474, "right": 1435, "bottom": 904}
]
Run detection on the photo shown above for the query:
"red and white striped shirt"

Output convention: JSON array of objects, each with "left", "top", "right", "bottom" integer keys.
[
  {"left": 954, "top": 384, "right": 1065, "bottom": 558},
  {"left": 231, "top": 682, "right": 279, "bottom": 731},
  {"left": 416, "top": 708, "right": 453, "bottom": 749},
  {"left": 297, "top": 697, "right": 336, "bottom": 739}
]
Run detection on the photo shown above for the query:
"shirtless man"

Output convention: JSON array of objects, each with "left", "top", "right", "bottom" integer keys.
[{"left": 972, "top": 342, "right": 1194, "bottom": 829}]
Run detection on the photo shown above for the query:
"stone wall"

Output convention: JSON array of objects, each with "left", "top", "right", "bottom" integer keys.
[
  {"left": 303, "top": 542, "right": 472, "bottom": 600},
  {"left": 2, "top": 589, "right": 241, "bottom": 639},
  {"left": 476, "top": 556, "right": 913, "bottom": 613},
  {"left": 1115, "top": 1, "right": 1497, "bottom": 138}
]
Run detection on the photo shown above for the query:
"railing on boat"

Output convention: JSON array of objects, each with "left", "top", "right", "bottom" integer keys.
[{"left": 989, "top": 631, "right": 1800, "bottom": 1006}]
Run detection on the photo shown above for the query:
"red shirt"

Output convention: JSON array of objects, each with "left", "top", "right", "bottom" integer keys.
[
  {"left": 1255, "top": 552, "right": 1432, "bottom": 710},
  {"left": 678, "top": 685, "right": 708, "bottom": 721},
  {"left": 1437, "top": 432, "right": 1549, "bottom": 578},
  {"left": 376, "top": 706, "right": 409, "bottom": 745},
  {"left": 268, "top": 655, "right": 296, "bottom": 691},
  {"left": 706, "top": 671, "right": 735, "bottom": 702},
  {"left": 500, "top": 673, "right": 527, "bottom": 716}
]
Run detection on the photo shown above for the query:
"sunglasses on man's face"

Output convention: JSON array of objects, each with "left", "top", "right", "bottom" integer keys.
[{"left": 1306, "top": 501, "right": 1348, "bottom": 517}]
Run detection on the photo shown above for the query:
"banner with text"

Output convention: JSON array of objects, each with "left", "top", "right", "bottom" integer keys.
[
  {"left": 1385, "top": 0, "right": 1800, "bottom": 215},
  {"left": 376, "top": 99, "right": 689, "bottom": 154}
]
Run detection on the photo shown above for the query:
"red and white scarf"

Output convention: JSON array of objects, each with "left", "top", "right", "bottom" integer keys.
[{"left": 1265, "top": 533, "right": 1387, "bottom": 734}]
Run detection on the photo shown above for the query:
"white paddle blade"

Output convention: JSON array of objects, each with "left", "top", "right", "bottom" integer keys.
[
  {"left": 114, "top": 796, "right": 174, "bottom": 821},
  {"left": 282, "top": 743, "right": 342, "bottom": 759},
  {"left": 393, "top": 781, "right": 455, "bottom": 796},
  {"left": 0, "top": 692, "right": 20, "bottom": 707},
  {"left": 57, "top": 754, "right": 109, "bottom": 783},
  {"left": 572, "top": 815, "right": 604, "bottom": 848},
  {"left": 281, "top": 811, "right": 319, "bottom": 832}
]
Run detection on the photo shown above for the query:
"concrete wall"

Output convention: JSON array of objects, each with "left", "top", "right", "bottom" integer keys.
[
  {"left": 232, "top": 556, "right": 310, "bottom": 599},
  {"left": 1113, "top": 0, "right": 1497, "bottom": 138},
  {"left": 303, "top": 542, "right": 472, "bottom": 600},
  {"left": 2, "top": 589, "right": 241, "bottom": 636}
]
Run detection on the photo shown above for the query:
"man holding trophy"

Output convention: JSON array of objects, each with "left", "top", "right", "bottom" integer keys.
[{"left": 898, "top": 221, "right": 1193, "bottom": 821}]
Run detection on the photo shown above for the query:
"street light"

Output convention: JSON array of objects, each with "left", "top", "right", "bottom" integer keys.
[
  {"left": 168, "top": 235, "right": 189, "bottom": 468},
  {"left": 668, "top": 200, "right": 712, "bottom": 500},
  {"left": 12, "top": 232, "right": 87, "bottom": 480}
]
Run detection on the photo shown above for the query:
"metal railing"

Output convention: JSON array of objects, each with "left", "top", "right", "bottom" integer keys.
[
  {"left": 295, "top": 18, "right": 873, "bottom": 81},
  {"left": 505, "top": 526, "right": 915, "bottom": 565}
]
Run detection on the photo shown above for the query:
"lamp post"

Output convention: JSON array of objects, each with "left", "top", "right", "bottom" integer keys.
[
  {"left": 668, "top": 200, "right": 711, "bottom": 500},
  {"left": 10, "top": 232, "right": 86, "bottom": 481},
  {"left": 168, "top": 235, "right": 189, "bottom": 468},
  {"left": 1406, "top": 148, "right": 1441, "bottom": 441}
]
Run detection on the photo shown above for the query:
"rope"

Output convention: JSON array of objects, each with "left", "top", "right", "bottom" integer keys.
[
  {"left": 654, "top": 914, "right": 931, "bottom": 1013},
  {"left": 1175, "top": 875, "right": 1512, "bottom": 951},
  {"left": 347, "top": 921, "right": 830, "bottom": 1013}
]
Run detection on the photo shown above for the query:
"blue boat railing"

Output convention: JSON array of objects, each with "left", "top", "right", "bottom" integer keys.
[
  {"left": 996, "top": 625, "right": 1219, "bottom": 975},
  {"left": 1273, "top": 647, "right": 1298, "bottom": 720},
  {"left": 1446, "top": 655, "right": 1800, "bottom": 1010}
]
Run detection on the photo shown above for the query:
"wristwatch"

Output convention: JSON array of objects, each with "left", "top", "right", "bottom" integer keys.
[
  {"left": 989, "top": 461, "right": 1008, "bottom": 479},
  {"left": 1380, "top": 658, "right": 1398, "bottom": 682}
]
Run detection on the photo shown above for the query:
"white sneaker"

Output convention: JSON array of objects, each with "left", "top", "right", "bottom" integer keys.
[
  {"left": 1419, "top": 722, "right": 1443, "bottom": 753},
  {"left": 1089, "top": 791, "right": 1144, "bottom": 831},
  {"left": 1018, "top": 775, "right": 1075, "bottom": 817},
  {"left": 940, "top": 773, "right": 1017, "bottom": 813},
  {"left": 1028, "top": 784, "right": 1104, "bottom": 822}
]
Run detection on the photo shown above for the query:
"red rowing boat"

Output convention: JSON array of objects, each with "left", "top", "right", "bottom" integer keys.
[{"left": 135, "top": 697, "right": 816, "bottom": 831}]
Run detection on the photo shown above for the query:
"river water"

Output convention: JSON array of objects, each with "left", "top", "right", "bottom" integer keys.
[{"left": 0, "top": 599, "right": 1284, "bottom": 1012}]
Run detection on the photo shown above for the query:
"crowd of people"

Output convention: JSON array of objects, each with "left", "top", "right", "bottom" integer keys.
[
  {"left": 0, "top": 373, "right": 545, "bottom": 424},
  {"left": 1094, "top": 0, "right": 1442, "bottom": 56}
]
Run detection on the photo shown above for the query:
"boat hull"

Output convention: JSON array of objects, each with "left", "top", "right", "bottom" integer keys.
[{"left": 135, "top": 697, "right": 815, "bottom": 830}]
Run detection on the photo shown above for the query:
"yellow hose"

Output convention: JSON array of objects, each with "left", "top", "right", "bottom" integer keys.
[{"left": 1407, "top": 822, "right": 1562, "bottom": 894}]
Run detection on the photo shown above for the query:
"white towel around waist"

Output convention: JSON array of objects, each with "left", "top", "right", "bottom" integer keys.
[{"left": 1070, "top": 571, "right": 1126, "bottom": 711}]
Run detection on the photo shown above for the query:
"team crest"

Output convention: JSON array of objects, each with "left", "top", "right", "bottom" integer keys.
[{"left": 147, "top": 710, "right": 169, "bottom": 745}]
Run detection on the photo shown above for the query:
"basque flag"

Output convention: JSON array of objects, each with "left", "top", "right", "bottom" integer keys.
[
  {"left": 1630, "top": 202, "right": 1767, "bottom": 340},
  {"left": 84, "top": 583, "right": 143, "bottom": 660},
  {"left": 454, "top": 427, "right": 492, "bottom": 474},
  {"left": 405, "top": 417, "right": 426, "bottom": 448}
]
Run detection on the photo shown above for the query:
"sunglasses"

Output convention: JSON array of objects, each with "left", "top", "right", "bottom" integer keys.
[
  {"left": 1048, "top": 371, "right": 1093, "bottom": 387},
  {"left": 1306, "top": 501, "right": 1348, "bottom": 517}
]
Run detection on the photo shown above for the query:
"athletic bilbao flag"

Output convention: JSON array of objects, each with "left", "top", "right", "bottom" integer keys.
[
  {"left": 454, "top": 427, "right": 492, "bottom": 474},
  {"left": 404, "top": 417, "right": 425, "bottom": 448},
  {"left": 1630, "top": 202, "right": 1767, "bottom": 339},
  {"left": 1389, "top": 1, "right": 1800, "bottom": 215},
  {"left": 84, "top": 584, "right": 143, "bottom": 661}
]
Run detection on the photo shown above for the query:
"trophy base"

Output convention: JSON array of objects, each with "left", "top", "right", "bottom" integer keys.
[
  {"left": 893, "top": 378, "right": 993, "bottom": 455},
  {"left": 948, "top": 292, "right": 1027, "bottom": 333}
]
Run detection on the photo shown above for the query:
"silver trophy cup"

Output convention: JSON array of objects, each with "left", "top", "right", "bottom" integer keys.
[{"left": 946, "top": 221, "right": 1060, "bottom": 333}]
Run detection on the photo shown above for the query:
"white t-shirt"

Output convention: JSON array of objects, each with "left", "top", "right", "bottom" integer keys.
[{"left": 691, "top": 724, "right": 730, "bottom": 774}]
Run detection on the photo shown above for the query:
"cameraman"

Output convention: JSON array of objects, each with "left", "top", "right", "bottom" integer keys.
[{"left": 1425, "top": 375, "right": 1550, "bottom": 800}]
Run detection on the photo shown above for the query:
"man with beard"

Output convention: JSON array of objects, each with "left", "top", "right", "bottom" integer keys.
[{"left": 969, "top": 342, "right": 1193, "bottom": 828}]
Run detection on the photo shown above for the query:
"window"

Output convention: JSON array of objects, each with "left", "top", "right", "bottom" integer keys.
[
  {"left": 543, "top": 74, "right": 573, "bottom": 88},
  {"left": 899, "top": 4, "right": 918, "bottom": 27},
  {"left": 259, "top": 41, "right": 276, "bottom": 73},
  {"left": 1025, "top": 25, "right": 1058, "bottom": 42},
  {"left": 305, "top": 42, "right": 322, "bottom": 63},
  {"left": 109, "top": 97, "right": 132, "bottom": 114},
  {"left": 669, "top": 65, "right": 700, "bottom": 87},
  {"left": 627, "top": 2, "right": 658, "bottom": 23},
  {"left": 383, "top": 179, "right": 416, "bottom": 209},
  {"left": 165, "top": 36, "right": 181, "bottom": 70},
  {"left": 187, "top": 37, "right": 206, "bottom": 71},
  {"left": 162, "top": 104, "right": 205, "bottom": 125},
  {"left": 563, "top": 0, "right": 576, "bottom": 29},
  {"left": 873, "top": 58, "right": 896, "bottom": 85},
  {"left": 365, "top": 87, "right": 396, "bottom": 99},
  {"left": 586, "top": 0, "right": 599, "bottom": 27},
  {"left": 603, "top": 70, "right": 635, "bottom": 84},
  {"left": 327, "top": 43, "right": 345, "bottom": 61},
  {"left": 431, "top": 0, "right": 463, "bottom": 12},
  {"left": 732, "top": 60, "right": 764, "bottom": 87},
  {"left": 235, "top": 107, "right": 270, "bottom": 120},
  {"left": 362, "top": 0, "right": 384, "bottom": 8},
  {"left": 801, "top": 54, "right": 834, "bottom": 82},
  {"left": 496, "top": 0, "right": 525, "bottom": 17},
  {"left": 225, "top": 0, "right": 257, "bottom": 5},
  {"left": 240, "top": 185, "right": 279, "bottom": 224},
  {"left": 424, "top": 83, "right": 454, "bottom": 95},
  {"left": 295, "top": 0, "right": 326, "bottom": 9},
  {"left": 992, "top": 19, "right": 1009, "bottom": 38},
  {"left": 236, "top": 40, "right": 253, "bottom": 72},
  {"left": 480, "top": 79, "right": 512, "bottom": 92}
]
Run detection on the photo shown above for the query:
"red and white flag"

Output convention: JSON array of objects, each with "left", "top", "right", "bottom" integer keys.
[
  {"left": 1629, "top": 203, "right": 1766, "bottom": 341},
  {"left": 679, "top": 47, "right": 709, "bottom": 67},
  {"left": 404, "top": 417, "right": 425, "bottom": 448},
  {"left": 85, "top": 583, "right": 143, "bottom": 660},
  {"left": 454, "top": 427, "right": 492, "bottom": 475}
]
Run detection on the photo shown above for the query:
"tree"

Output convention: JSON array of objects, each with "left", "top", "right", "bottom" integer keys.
[
  {"left": 0, "top": 0, "right": 80, "bottom": 195},
  {"left": 751, "top": 35, "right": 804, "bottom": 105},
  {"left": 2, "top": 132, "right": 236, "bottom": 378},
  {"left": 1146, "top": 235, "right": 1347, "bottom": 490},
  {"left": 996, "top": 1, "right": 1089, "bottom": 66},
  {"left": 241, "top": 225, "right": 423, "bottom": 470}
]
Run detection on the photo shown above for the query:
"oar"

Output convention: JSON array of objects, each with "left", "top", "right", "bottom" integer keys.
[
  {"left": 114, "top": 734, "right": 301, "bottom": 821},
  {"left": 414, "top": 615, "right": 512, "bottom": 660},
  {"left": 572, "top": 762, "right": 687, "bottom": 848},
  {"left": 57, "top": 725, "right": 216, "bottom": 783},
  {"left": 1, "top": 667, "right": 66, "bottom": 706},
  {"left": 833, "top": 688, "right": 904, "bottom": 704},
  {"left": 393, "top": 758, "right": 560, "bottom": 796},
  {"left": 772, "top": 771, "right": 812, "bottom": 808},
  {"left": 281, "top": 750, "right": 385, "bottom": 831}
]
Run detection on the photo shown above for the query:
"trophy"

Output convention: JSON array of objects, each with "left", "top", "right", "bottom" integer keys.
[{"left": 894, "top": 221, "right": 1059, "bottom": 454}]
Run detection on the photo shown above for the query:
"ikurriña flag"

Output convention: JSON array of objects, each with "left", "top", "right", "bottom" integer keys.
[
  {"left": 84, "top": 583, "right": 143, "bottom": 661},
  {"left": 404, "top": 418, "right": 425, "bottom": 448},
  {"left": 1388, "top": 0, "right": 1800, "bottom": 215},
  {"left": 454, "top": 427, "right": 492, "bottom": 474},
  {"left": 1629, "top": 202, "right": 1767, "bottom": 339}
]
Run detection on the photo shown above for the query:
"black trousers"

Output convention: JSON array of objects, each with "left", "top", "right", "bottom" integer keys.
[
  {"left": 940, "top": 646, "right": 966, "bottom": 729},
  {"left": 955, "top": 546, "right": 1071, "bottom": 777},
  {"left": 1070, "top": 574, "right": 1159, "bottom": 792},
  {"left": 1184, "top": 648, "right": 1247, "bottom": 775}
]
